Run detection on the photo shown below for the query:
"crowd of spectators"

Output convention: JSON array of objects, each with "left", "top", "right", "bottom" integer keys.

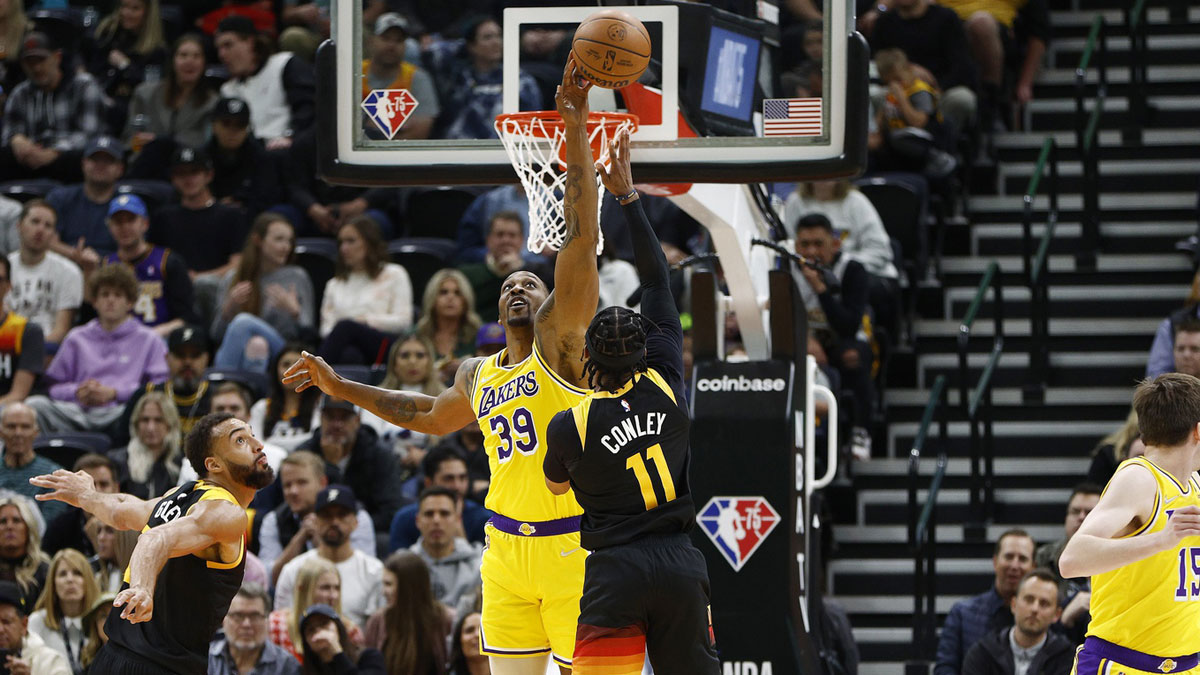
[{"left": 0, "top": 0, "right": 1067, "bottom": 669}]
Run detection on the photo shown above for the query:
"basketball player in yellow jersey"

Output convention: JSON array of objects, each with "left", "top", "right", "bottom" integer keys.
[
  {"left": 284, "top": 57, "right": 601, "bottom": 674},
  {"left": 1060, "top": 373, "right": 1200, "bottom": 674}
]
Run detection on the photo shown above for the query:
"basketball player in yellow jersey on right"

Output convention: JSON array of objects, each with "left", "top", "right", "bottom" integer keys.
[
  {"left": 1060, "top": 373, "right": 1200, "bottom": 674},
  {"left": 284, "top": 57, "right": 601, "bottom": 674}
]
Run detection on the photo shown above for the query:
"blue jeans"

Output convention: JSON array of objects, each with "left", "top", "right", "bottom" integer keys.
[{"left": 214, "top": 313, "right": 286, "bottom": 373}]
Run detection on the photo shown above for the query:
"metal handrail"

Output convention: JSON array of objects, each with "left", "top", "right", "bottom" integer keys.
[
  {"left": 907, "top": 375, "right": 948, "bottom": 666},
  {"left": 957, "top": 262, "right": 1003, "bottom": 535},
  {"left": 1022, "top": 138, "right": 1059, "bottom": 403},
  {"left": 1075, "top": 15, "right": 1107, "bottom": 269},
  {"left": 1125, "top": 0, "right": 1151, "bottom": 142}
]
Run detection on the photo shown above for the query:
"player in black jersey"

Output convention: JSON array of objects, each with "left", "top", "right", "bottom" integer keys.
[
  {"left": 543, "top": 128, "right": 720, "bottom": 674},
  {"left": 30, "top": 412, "right": 275, "bottom": 675}
]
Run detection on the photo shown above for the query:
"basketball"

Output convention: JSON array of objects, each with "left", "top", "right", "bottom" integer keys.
[{"left": 571, "top": 10, "right": 651, "bottom": 89}]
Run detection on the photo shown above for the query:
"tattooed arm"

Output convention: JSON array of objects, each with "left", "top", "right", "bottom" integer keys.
[
  {"left": 538, "top": 55, "right": 601, "bottom": 376},
  {"left": 283, "top": 352, "right": 481, "bottom": 435}
]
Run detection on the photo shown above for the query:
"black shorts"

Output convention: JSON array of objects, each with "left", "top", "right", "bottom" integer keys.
[
  {"left": 574, "top": 533, "right": 720, "bottom": 674},
  {"left": 90, "top": 643, "right": 200, "bottom": 675}
]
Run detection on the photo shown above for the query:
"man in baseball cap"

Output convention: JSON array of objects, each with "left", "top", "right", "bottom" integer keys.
[
  {"left": 44, "top": 135, "right": 126, "bottom": 263},
  {"left": 103, "top": 188, "right": 199, "bottom": 340},
  {"left": 0, "top": 580, "right": 70, "bottom": 672},
  {"left": 207, "top": 97, "right": 282, "bottom": 216},
  {"left": 1, "top": 30, "right": 105, "bottom": 183},
  {"left": 362, "top": 12, "right": 439, "bottom": 140},
  {"left": 274, "top": 483, "right": 385, "bottom": 626}
]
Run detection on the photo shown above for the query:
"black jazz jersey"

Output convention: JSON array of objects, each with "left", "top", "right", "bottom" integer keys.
[
  {"left": 544, "top": 198, "right": 695, "bottom": 551},
  {"left": 105, "top": 480, "right": 246, "bottom": 675},
  {"left": 545, "top": 368, "right": 695, "bottom": 550}
]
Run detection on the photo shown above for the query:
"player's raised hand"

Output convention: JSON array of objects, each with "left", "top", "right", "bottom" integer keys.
[
  {"left": 556, "top": 53, "right": 593, "bottom": 127},
  {"left": 114, "top": 586, "right": 154, "bottom": 623},
  {"left": 597, "top": 126, "right": 634, "bottom": 197},
  {"left": 1162, "top": 504, "right": 1200, "bottom": 548},
  {"left": 29, "top": 469, "right": 95, "bottom": 507},
  {"left": 282, "top": 351, "right": 338, "bottom": 395}
]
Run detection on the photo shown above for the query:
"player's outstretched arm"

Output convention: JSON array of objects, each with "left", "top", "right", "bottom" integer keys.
[
  {"left": 539, "top": 55, "right": 600, "bottom": 354},
  {"left": 31, "top": 469, "right": 159, "bottom": 532},
  {"left": 1059, "top": 465, "right": 1198, "bottom": 578},
  {"left": 282, "top": 352, "right": 479, "bottom": 436},
  {"left": 116, "top": 498, "right": 246, "bottom": 624},
  {"left": 597, "top": 127, "right": 684, "bottom": 378}
]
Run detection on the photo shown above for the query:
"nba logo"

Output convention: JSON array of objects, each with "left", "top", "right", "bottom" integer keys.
[
  {"left": 620, "top": 400, "right": 630, "bottom": 412},
  {"left": 697, "top": 497, "right": 781, "bottom": 572},
  {"left": 362, "top": 89, "right": 419, "bottom": 140}
]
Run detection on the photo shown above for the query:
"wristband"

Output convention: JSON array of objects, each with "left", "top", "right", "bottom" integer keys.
[{"left": 617, "top": 189, "right": 639, "bottom": 205}]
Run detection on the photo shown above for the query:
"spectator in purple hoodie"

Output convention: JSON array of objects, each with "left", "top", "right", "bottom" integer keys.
[{"left": 25, "top": 264, "right": 169, "bottom": 432}]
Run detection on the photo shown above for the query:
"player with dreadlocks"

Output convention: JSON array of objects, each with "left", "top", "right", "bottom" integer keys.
[{"left": 543, "top": 127, "right": 720, "bottom": 674}]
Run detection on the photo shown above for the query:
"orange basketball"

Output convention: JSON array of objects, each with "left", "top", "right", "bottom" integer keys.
[{"left": 571, "top": 10, "right": 651, "bottom": 89}]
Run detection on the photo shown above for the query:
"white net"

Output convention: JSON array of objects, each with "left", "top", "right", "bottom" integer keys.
[{"left": 495, "top": 113, "right": 636, "bottom": 255}]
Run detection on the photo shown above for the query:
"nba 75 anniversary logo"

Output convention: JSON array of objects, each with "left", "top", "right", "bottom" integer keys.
[
  {"left": 362, "top": 89, "right": 419, "bottom": 140},
  {"left": 698, "top": 497, "right": 780, "bottom": 572}
]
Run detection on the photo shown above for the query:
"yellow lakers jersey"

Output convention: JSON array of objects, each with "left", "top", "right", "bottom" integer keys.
[
  {"left": 1088, "top": 457, "right": 1200, "bottom": 656},
  {"left": 471, "top": 341, "right": 586, "bottom": 522}
]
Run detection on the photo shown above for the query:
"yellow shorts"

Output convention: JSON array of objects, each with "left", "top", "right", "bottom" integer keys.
[{"left": 479, "top": 523, "right": 587, "bottom": 667}]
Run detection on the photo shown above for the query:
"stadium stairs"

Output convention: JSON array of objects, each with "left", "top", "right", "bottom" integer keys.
[{"left": 828, "top": 5, "right": 1200, "bottom": 673}]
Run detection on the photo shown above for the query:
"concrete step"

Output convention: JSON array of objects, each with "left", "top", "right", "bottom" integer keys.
[{"left": 970, "top": 221, "right": 1195, "bottom": 257}]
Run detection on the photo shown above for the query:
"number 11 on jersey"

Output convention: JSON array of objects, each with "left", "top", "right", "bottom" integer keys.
[{"left": 627, "top": 444, "right": 676, "bottom": 510}]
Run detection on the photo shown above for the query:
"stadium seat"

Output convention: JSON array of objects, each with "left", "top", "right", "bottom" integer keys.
[
  {"left": 34, "top": 432, "right": 112, "bottom": 469},
  {"left": 388, "top": 237, "right": 458, "bottom": 302},
  {"left": 855, "top": 174, "right": 930, "bottom": 283},
  {"left": 204, "top": 368, "right": 270, "bottom": 401},
  {"left": 403, "top": 187, "right": 479, "bottom": 240},
  {"left": 0, "top": 179, "right": 61, "bottom": 202},
  {"left": 294, "top": 238, "right": 338, "bottom": 314}
]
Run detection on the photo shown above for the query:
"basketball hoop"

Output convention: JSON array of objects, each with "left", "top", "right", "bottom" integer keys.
[{"left": 495, "top": 111, "right": 638, "bottom": 255}]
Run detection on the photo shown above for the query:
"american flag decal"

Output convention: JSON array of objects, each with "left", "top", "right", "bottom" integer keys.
[{"left": 762, "top": 98, "right": 823, "bottom": 137}]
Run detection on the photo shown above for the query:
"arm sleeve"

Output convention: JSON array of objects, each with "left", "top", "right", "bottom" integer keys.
[
  {"left": 58, "top": 264, "right": 84, "bottom": 312},
  {"left": 1, "top": 86, "right": 26, "bottom": 145},
  {"left": 46, "top": 339, "right": 80, "bottom": 402},
  {"left": 362, "top": 266, "right": 413, "bottom": 333},
  {"left": 294, "top": 269, "right": 316, "bottom": 329},
  {"left": 1146, "top": 318, "right": 1175, "bottom": 378},
  {"left": 910, "top": 90, "right": 936, "bottom": 116},
  {"left": 1017, "top": 0, "right": 1052, "bottom": 43},
  {"left": 350, "top": 508, "right": 376, "bottom": 557},
  {"left": 940, "top": 11, "right": 978, "bottom": 91},
  {"left": 162, "top": 251, "right": 199, "bottom": 325},
  {"left": 933, "top": 604, "right": 964, "bottom": 675},
  {"left": 623, "top": 200, "right": 684, "bottom": 392},
  {"left": 544, "top": 410, "right": 581, "bottom": 484},
  {"left": 256, "top": 511, "right": 283, "bottom": 572},
  {"left": 16, "top": 323, "right": 44, "bottom": 375},
  {"left": 959, "top": 641, "right": 989, "bottom": 675},
  {"left": 51, "top": 78, "right": 104, "bottom": 152},
  {"left": 274, "top": 561, "right": 295, "bottom": 608},
  {"left": 286, "top": 133, "right": 319, "bottom": 211},
  {"left": 125, "top": 338, "right": 169, "bottom": 400},
  {"left": 318, "top": 278, "right": 341, "bottom": 337},
  {"left": 281, "top": 56, "right": 316, "bottom": 134},
  {"left": 454, "top": 198, "right": 490, "bottom": 264},
  {"left": 817, "top": 261, "right": 870, "bottom": 340},
  {"left": 368, "top": 450, "right": 405, "bottom": 533}
]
